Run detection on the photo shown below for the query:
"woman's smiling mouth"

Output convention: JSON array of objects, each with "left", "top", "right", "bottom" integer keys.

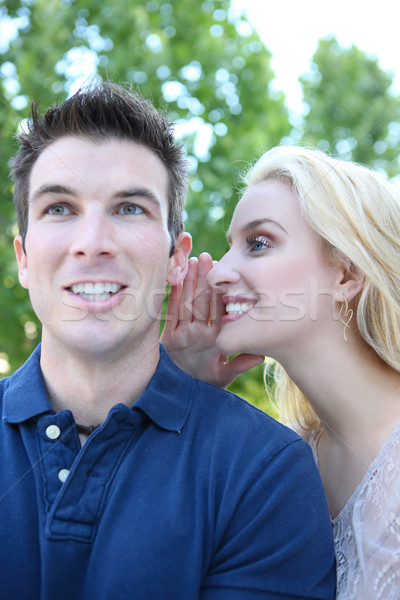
[
  {"left": 225, "top": 301, "right": 254, "bottom": 316},
  {"left": 222, "top": 296, "right": 257, "bottom": 322}
]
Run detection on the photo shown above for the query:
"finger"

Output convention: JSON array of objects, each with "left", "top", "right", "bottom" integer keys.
[
  {"left": 210, "top": 287, "right": 224, "bottom": 326},
  {"left": 162, "top": 282, "right": 181, "bottom": 334},
  {"left": 204, "top": 258, "right": 225, "bottom": 326},
  {"left": 224, "top": 354, "right": 265, "bottom": 380},
  {"left": 192, "top": 253, "right": 214, "bottom": 322},
  {"left": 198, "top": 252, "right": 214, "bottom": 274},
  {"left": 179, "top": 257, "right": 198, "bottom": 322}
]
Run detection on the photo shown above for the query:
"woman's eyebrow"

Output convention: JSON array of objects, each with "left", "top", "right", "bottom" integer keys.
[{"left": 227, "top": 218, "right": 288, "bottom": 242}]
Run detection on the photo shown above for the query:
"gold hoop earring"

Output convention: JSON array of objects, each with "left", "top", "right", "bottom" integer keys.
[{"left": 339, "top": 296, "right": 353, "bottom": 342}]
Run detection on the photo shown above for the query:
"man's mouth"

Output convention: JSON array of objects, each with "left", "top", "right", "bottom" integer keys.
[{"left": 69, "top": 282, "right": 124, "bottom": 302}]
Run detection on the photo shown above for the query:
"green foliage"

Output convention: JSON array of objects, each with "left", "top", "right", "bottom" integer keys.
[
  {"left": 227, "top": 360, "right": 279, "bottom": 420},
  {"left": 2, "top": 8, "right": 400, "bottom": 416},
  {"left": 0, "top": 0, "right": 289, "bottom": 413},
  {"left": 300, "top": 36, "right": 400, "bottom": 175}
]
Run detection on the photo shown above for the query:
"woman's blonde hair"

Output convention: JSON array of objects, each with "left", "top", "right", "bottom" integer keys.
[{"left": 245, "top": 146, "right": 400, "bottom": 431}]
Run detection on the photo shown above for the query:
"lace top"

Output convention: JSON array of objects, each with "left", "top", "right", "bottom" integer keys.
[{"left": 307, "top": 422, "right": 400, "bottom": 599}]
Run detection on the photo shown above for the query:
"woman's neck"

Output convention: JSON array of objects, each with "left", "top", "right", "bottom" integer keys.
[
  {"left": 283, "top": 336, "right": 400, "bottom": 444},
  {"left": 282, "top": 336, "right": 400, "bottom": 516}
]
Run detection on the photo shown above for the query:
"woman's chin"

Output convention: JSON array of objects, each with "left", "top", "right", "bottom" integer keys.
[{"left": 216, "top": 336, "right": 243, "bottom": 357}]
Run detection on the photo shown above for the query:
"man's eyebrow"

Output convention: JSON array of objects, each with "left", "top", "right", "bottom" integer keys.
[
  {"left": 29, "top": 185, "right": 163, "bottom": 207},
  {"left": 113, "top": 188, "right": 162, "bottom": 207},
  {"left": 226, "top": 218, "right": 288, "bottom": 243},
  {"left": 29, "top": 184, "right": 77, "bottom": 205}
]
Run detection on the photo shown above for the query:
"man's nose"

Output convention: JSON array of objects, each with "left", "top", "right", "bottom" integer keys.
[{"left": 68, "top": 212, "right": 118, "bottom": 260}]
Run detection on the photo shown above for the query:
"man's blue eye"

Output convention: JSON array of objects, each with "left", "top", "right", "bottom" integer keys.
[
  {"left": 119, "top": 203, "right": 144, "bottom": 215},
  {"left": 48, "top": 204, "right": 69, "bottom": 215}
]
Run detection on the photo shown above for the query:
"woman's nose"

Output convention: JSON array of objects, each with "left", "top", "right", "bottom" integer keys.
[{"left": 207, "top": 249, "right": 240, "bottom": 289}]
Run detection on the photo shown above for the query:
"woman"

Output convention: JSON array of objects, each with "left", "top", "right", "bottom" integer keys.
[{"left": 161, "top": 145, "right": 400, "bottom": 599}]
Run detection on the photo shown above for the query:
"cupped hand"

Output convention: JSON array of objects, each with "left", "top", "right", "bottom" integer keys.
[{"left": 161, "top": 252, "right": 264, "bottom": 388}]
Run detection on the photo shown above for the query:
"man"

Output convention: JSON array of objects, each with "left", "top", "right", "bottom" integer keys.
[{"left": 0, "top": 82, "right": 336, "bottom": 599}]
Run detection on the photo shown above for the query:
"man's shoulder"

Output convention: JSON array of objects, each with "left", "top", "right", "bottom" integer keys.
[
  {"left": 0, "top": 362, "right": 23, "bottom": 397},
  {"left": 0, "top": 345, "right": 50, "bottom": 421},
  {"left": 0, "top": 373, "right": 10, "bottom": 395},
  {"left": 159, "top": 347, "right": 303, "bottom": 448},
  {"left": 191, "top": 375, "right": 304, "bottom": 449}
]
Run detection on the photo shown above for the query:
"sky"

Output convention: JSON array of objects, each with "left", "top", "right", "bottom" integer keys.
[{"left": 232, "top": 0, "right": 400, "bottom": 115}]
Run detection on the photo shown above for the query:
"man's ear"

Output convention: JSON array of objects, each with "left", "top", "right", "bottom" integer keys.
[
  {"left": 166, "top": 232, "right": 192, "bottom": 286},
  {"left": 14, "top": 235, "right": 29, "bottom": 289},
  {"left": 333, "top": 258, "right": 365, "bottom": 303}
]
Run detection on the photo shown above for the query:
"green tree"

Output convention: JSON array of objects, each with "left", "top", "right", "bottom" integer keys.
[
  {"left": 299, "top": 36, "right": 400, "bottom": 175},
  {"left": 0, "top": 0, "right": 290, "bottom": 413}
]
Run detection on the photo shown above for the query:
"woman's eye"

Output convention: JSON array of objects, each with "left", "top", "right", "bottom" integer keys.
[
  {"left": 246, "top": 235, "right": 271, "bottom": 252},
  {"left": 47, "top": 204, "right": 70, "bottom": 216},
  {"left": 118, "top": 203, "right": 144, "bottom": 215}
]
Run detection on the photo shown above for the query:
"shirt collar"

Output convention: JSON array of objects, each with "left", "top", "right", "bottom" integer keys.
[
  {"left": 133, "top": 345, "right": 194, "bottom": 433},
  {"left": 3, "top": 344, "right": 53, "bottom": 423},
  {"left": 3, "top": 344, "right": 194, "bottom": 433}
]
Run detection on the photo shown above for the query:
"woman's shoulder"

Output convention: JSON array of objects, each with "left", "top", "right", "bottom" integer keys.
[
  {"left": 334, "top": 420, "right": 400, "bottom": 599},
  {"left": 285, "top": 421, "right": 323, "bottom": 444},
  {"left": 284, "top": 422, "right": 323, "bottom": 466}
]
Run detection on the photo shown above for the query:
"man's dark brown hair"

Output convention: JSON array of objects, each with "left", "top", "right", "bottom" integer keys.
[{"left": 9, "top": 80, "right": 188, "bottom": 252}]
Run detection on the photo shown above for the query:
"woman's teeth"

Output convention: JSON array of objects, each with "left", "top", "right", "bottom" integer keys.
[{"left": 225, "top": 302, "right": 252, "bottom": 315}]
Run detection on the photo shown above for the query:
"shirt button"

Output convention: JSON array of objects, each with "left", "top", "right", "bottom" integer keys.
[
  {"left": 46, "top": 425, "right": 61, "bottom": 439},
  {"left": 58, "top": 469, "right": 70, "bottom": 483}
]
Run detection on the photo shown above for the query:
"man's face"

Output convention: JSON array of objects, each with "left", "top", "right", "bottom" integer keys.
[{"left": 14, "top": 136, "right": 190, "bottom": 361}]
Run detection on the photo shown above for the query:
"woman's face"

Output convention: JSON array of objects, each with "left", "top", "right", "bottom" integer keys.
[{"left": 208, "top": 180, "right": 342, "bottom": 360}]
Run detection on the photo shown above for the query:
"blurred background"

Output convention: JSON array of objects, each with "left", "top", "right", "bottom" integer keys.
[{"left": 1, "top": 0, "right": 400, "bottom": 415}]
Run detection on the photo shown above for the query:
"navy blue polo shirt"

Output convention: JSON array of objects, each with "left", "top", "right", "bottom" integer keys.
[{"left": 0, "top": 345, "right": 335, "bottom": 599}]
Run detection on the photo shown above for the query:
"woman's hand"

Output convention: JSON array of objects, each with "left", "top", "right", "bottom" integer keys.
[{"left": 161, "top": 252, "right": 264, "bottom": 388}]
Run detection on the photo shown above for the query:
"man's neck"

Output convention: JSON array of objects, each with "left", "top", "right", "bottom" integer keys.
[{"left": 39, "top": 337, "right": 161, "bottom": 427}]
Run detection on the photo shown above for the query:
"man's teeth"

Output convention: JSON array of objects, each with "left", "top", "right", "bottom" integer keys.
[
  {"left": 226, "top": 302, "right": 253, "bottom": 315},
  {"left": 71, "top": 282, "right": 122, "bottom": 301}
]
